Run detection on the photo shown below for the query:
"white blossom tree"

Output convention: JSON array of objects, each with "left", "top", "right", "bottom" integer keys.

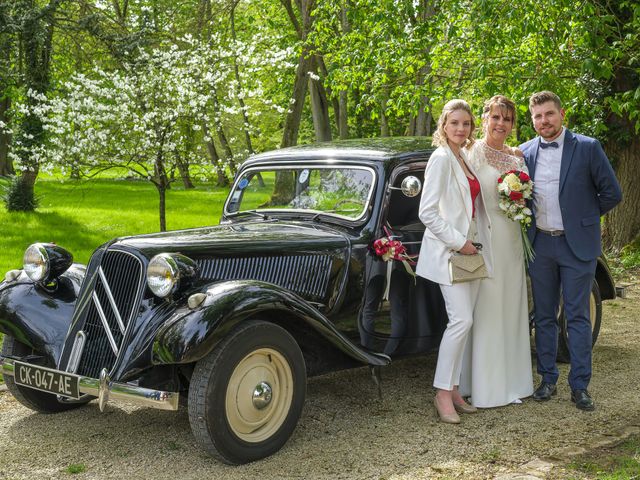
[{"left": 13, "top": 34, "right": 294, "bottom": 230}]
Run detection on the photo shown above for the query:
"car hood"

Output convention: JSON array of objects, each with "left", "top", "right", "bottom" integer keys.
[{"left": 112, "top": 221, "right": 350, "bottom": 259}]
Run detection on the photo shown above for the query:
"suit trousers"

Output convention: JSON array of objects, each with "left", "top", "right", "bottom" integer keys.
[
  {"left": 433, "top": 221, "right": 481, "bottom": 391},
  {"left": 529, "top": 232, "right": 596, "bottom": 390}
]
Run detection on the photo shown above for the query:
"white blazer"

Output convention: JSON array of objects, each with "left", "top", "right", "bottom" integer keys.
[{"left": 415, "top": 145, "right": 493, "bottom": 285}]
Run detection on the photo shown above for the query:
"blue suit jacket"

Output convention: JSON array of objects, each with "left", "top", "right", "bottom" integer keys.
[{"left": 520, "top": 130, "right": 622, "bottom": 261}]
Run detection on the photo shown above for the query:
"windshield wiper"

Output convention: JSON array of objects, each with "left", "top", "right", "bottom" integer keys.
[{"left": 235, "top": 210, "right": 271, "bottom": 220}]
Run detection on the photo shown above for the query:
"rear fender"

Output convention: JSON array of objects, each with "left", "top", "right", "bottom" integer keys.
[
  {"left": 152, "top": 280, "right": 389, "bottom": 367},
  {"left": 595, "top": 256, "right": 616, "bottom": 300},
  {"left": 0, "top": 265, "right": 86, "bottom": 365}
]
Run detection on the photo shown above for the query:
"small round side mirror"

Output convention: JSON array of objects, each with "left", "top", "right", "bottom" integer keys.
[{"left": 400, "top": 176, "right": 422, "bottom": 197}]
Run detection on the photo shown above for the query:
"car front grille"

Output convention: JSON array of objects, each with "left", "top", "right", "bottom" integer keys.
[
  {"left": 197, "top": 255, "right": 332, "bottom": 301},
  {"left": 76, "top": 250, "right": 144, "bottom": 378}
]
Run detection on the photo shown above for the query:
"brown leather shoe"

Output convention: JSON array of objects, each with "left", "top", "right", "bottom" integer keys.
[
  {"left": 433, "top": 397, "right": 460, "bottom": 424},
  {"left": 454, "top": 400, "right": 478, "bottom": 414}
]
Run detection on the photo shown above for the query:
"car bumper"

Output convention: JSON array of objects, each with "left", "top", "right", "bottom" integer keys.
[{"left": 1, "top": 358, "right": 179, "bottom": 411}]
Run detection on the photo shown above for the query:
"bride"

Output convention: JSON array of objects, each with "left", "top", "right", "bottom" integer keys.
[{"left": 460, "top": 95, "right": 534, "bottom": 408}]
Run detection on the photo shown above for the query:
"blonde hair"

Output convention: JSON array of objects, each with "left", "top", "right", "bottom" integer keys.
[
  {"left": 432, "top": 99, "right": 476, "bottom": 147},
  {"left": 482, "top": 95, "right": 516, "bottom": 127}
]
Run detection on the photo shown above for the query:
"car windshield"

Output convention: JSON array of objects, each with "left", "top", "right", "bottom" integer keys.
[{"left": 225, "top": 166, "right": 375, "bottom": 221}]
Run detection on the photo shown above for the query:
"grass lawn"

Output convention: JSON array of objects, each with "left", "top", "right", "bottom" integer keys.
[
  {"left": 569, "top": 434, "right": 640, "bottom": 479},
  {"left": 0, "top": 176, "right": 230, "bottom": 275}
]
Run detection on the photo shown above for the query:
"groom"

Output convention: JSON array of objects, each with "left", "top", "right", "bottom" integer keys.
[{"left": 520, "top": 91, "right": 622, "bottom": 411}]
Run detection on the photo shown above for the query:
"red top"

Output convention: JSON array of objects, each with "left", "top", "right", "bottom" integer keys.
[{"left": 468, "top": 176, "right": 480, "bottom": 218}]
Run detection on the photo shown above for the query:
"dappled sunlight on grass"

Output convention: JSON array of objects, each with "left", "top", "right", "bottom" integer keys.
[{"left": 0, "top": 178, "right": 230, "bottom": 273}]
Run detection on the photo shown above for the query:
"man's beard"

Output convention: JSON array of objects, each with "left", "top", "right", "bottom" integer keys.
[{"left": 538, "top": 124, "right": 562, "bottom": 140}]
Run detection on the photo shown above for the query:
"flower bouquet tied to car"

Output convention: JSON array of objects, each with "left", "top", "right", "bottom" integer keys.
[
  {"left": 372, "top": 227, "right": 417, "bottom": 281},
  {"left": 497, "top": 169, "right": 535, "bottom": 262}
]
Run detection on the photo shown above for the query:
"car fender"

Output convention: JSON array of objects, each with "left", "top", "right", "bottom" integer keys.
[
  {"left": 152, "top": 279, "right": 390, "bottom": 367},
  {"left": 595, "top": 256, "right": 616, "bottom": 300},
  {"left": 0, "top": 265, "right": 86, "bottom": 366}
]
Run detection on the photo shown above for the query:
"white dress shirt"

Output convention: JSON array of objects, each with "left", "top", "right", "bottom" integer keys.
[{"left": 534, "top": 127, "right": 566, "bottom": 231}]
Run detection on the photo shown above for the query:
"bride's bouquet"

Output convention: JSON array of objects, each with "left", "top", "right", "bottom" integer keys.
[{"left": 497, "top": 170, "right": 535, "bottom": 262}]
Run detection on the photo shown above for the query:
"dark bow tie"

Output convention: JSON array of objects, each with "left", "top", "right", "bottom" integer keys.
[{"left": 539, "top": 141, "right": 559, "bottom": 149}]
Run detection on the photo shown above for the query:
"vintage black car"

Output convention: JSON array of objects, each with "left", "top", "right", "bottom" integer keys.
[{"left": 0, "top": 137, "right": 616, "bottom": 464}]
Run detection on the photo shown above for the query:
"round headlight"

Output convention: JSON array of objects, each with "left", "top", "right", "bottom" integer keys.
[
  {"left": 147, "top": 253, "right": 199, "bottom": 298},
  {"left": 23, "top": 243, "right": 73, "bottom": 283},
  {"left": 23, "top": 244, "right": 49, "bottom": 282}
]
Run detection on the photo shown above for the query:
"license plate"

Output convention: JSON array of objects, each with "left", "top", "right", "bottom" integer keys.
[{"left": 13, "top": 361, "right": 80, "bottom": 399}]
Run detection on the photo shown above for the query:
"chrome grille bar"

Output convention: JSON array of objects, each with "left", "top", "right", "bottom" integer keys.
[
  {"left": 92, "top": 292, "right": 119, "bottom": 355},
  {"left": 97, "top": 266, "right": 126, "bottom": 334}
]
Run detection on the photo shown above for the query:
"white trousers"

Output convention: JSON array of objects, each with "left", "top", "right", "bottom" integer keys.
[
  {"left": 433, "top": 280, "right": 481, "bottom": 390},
  {"left": 433, "top": 220, "right": 481, "bottom": 391}
]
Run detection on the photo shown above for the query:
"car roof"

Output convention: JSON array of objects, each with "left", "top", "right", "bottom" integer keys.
[{"left": 242, "top": 137, "right": 435, "bottom": 167}]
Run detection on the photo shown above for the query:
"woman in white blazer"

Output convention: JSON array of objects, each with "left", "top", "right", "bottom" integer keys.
[{"left": 416, "top": 99, "right": 493, "bottom": 423}]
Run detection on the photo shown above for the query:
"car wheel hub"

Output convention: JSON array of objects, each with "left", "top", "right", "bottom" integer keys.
[
  {"left": 225, "top": 348, "right": 293, "bottom": 443},
  {"left": 252, "top": 381, "right": 273, "bottom": 409}
]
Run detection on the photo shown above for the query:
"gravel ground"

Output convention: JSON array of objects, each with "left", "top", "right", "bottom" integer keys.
[{"left": 1, "top": 282, "right": 639, "bottom": 480}]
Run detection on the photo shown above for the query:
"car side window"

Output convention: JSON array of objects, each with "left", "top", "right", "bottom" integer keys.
[{"left": 386, "top": 169, "right": 425, "bottom": 234}]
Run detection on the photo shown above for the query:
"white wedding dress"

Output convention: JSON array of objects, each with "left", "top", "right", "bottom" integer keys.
[{"left": 460, "top": 141, "right": 534, "bottom": 408}]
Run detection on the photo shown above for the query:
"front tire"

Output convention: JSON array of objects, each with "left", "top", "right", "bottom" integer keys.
[
  {"left": 1, "top": 335, "right": 87, "bottom": 413},
  {"left": 188, "top": 320, "right": 306, "bottom": 464}
]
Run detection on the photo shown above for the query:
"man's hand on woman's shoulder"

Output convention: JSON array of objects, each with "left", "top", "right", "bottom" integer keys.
[{"left": 507, "top": 146, "right": 524, "bottom": 158}]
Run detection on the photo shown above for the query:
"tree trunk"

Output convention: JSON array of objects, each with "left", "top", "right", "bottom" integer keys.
[
  {"left": 337, "top": 1, "right": 350, "bottom": 139},
  {"left": 603, "top": 135, "right": 640, "bottom": 249},
  {"left": 13, "top": 0, "right": 61, "bottom": 207},
  {"left": 0, "top": 2, "right": 13, "bottom": 177},
  {"left": 266, "top": 171, "right": 296, "bottom": 206},
  {"left": 338, "top": 90, "right": 349, "bottom": 139},
  {"left": 21, "top": 169, "right": 38, "bottom": 203},
  {"left": 154, "top": 152, "right": 169, "bottom": 231},
  {"left": 380, "top": 87, "right": 390, "bottom": 137},
  {"left": 280, "top": 0, "right": 315, "bottom": 148},
  {"left": 352, "top": 87, "right": 365, "bottom": 138},
  {"left": 177, "top": 158, "right": 194, "bottom": 189},
  {"left": 600, "top": 5, "right": 640, "bottom": 250},
  {"left": 281, "top": 50, "right": 311, "bottom": 148},
  {"left": 215, "top": 124, "right": 236, "bottom": 175},
  {"left": 308, "top": 56, "right": 332, "bottom": 142},
  {"left": 315, "top": 55, "right": 339, "bottom": 140},
  {"left": 0, "top": 96, "right": 12, "bottom": 176},
  {"left": 411, "top": 3, "right": 435, "bottom": 137},
  {"left": 230, "top": 1, "right": 255, "bottom": 155},
  {"left": 202, "top": 122, "right": 229, "bottom": 187},
  {"left": 413, "top": 63, "right": 432, "bottom": 136},
  {"left": 156, "top": 182, "right": 167, "bottom": 232}
]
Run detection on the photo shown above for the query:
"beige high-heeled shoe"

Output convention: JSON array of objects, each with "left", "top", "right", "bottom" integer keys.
[
  {"left": 433, "top": 397, "right": 460, "bottom": 424},
  {"left": 453, "top": 400, "right": 478, "bottom": 414}
]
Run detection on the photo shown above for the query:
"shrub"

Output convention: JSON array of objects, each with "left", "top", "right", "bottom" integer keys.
[{"left": 2, "top": 175, "right": 38, "bottom": 212}]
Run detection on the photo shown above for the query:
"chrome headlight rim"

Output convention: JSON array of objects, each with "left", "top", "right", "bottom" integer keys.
[
  {"left": 147, "top": 254, "right": 180, "bottom": 298},
  {"left": 22, "top": 242, "right": 74, "bottom": 284},
  {"left": 23, "top": 243, "right": 51, "bottom": 282},
  {"left": 147, "top": 253, "right": 198, "bottom": 299}
]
